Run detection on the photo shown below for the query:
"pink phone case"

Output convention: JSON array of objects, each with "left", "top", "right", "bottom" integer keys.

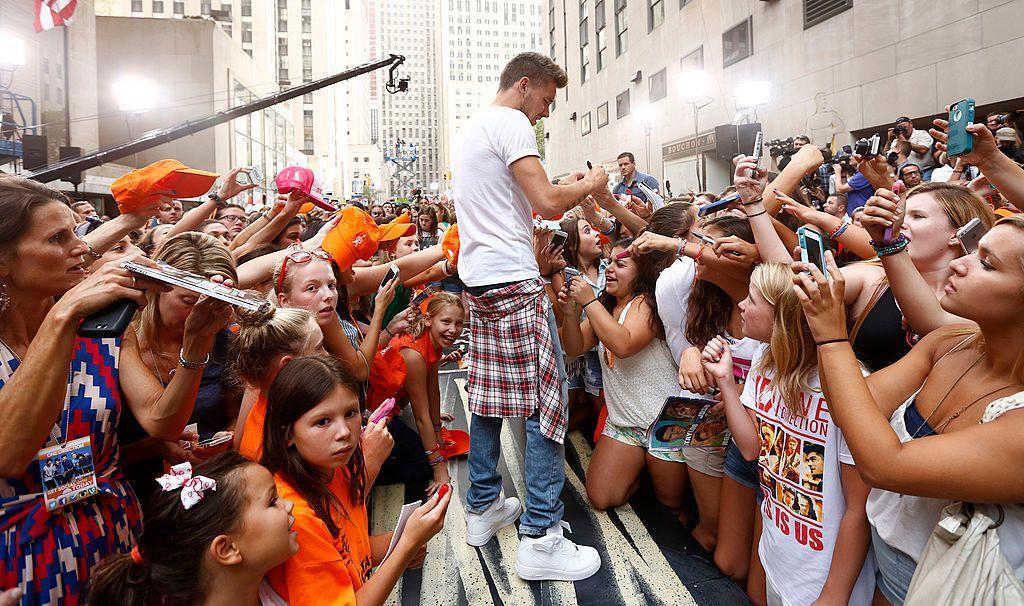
[
  {"left": 883, "top": 180, "right": 906, "bottom": 243},
  {"left": 368, "top": 398, "right": 397, "bottom": 425}
]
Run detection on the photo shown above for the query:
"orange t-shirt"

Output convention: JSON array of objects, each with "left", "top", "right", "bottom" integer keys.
[
  {"left": 366, "top": 331, "right": 441, "bottom": 410},
  {"left": 267, "top": 469, "right": 372, "bottom": 606},
  {"left": 239, "top": 391, "right": 268, "bottom": 460}
]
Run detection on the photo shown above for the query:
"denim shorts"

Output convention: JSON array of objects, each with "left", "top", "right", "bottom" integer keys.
[
  {"left": 602, "top": 420, "right": 686, "bottom": 463},
  {"left": 724, "top": 442, "right": 758, "bottom": 489},
  {"left": 871, "top": 526, "right": 916, "bottom": 605},
  {"left": 567, "top": 350, "right": 603, "bottom": 396}
]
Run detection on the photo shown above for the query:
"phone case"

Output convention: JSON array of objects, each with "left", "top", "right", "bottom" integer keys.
[
  {"left": 947, "top": 98, "right": 975, "bottom": 157},
  {"left": 78, "top": 299, "right": 139, "bottom": 338},
  {"left": 797, "top": 227, "right": 829, "bottom": 281}
]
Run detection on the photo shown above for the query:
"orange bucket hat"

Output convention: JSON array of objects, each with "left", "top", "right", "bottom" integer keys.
[
  {"left": 441, "top": 223, "right": 460, "bottom": 267},
  {"left": 379, "top": 211, "right": 416, "bottom": 241},
  {"left": 111, "top": 159, "right": 219, "bottom": 214},
  {"left": 321, "top": 207, "right": 381, "bottom": 271}
]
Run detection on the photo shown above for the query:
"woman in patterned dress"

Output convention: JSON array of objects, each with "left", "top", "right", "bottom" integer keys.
[{"left": 0, "top": 175, "right": 233, "bottom": 605}]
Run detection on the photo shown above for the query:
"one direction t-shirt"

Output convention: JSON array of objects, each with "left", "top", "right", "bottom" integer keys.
[
  {"left": 452, "top": 105, "right": 541, "bottom": 287},
  {"left": 740, "top": 350, "right": 874, "bottom": 606}
]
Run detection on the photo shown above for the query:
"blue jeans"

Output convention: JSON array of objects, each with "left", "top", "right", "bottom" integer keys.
[{"left": 466, "top": 305, "right": 568, "bottom": 538}]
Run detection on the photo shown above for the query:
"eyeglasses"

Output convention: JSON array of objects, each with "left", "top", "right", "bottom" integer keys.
[
  {"left": 218, "top": 214, "right": 246, "bottom": 224},
  {"left": 276, "top": 244, "right": 334, "bottom": 292}
]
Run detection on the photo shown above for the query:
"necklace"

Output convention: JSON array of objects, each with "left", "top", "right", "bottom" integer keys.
[
  {"left": 134, "top": 326, "right": 175, "bottom": 387},
  {"left": 0, "top": 334, "right": 75, "bottom": 447},
  {"left": 932, "top": 384, "right": 1019, "bottom": 433},
  {"left": 917, "top": 352, "right": 1015, "bottom": 434}
]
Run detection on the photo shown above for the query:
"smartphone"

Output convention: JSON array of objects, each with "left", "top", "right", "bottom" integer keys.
[
  {"left": 550, "top": 230, "right": 568, "bottom": 250},
  {"left": 691, "top": 231, "right": 716, "bottom": 246},
  {"left": 955, "top": 217, "right": 987, "bottom": 255},
  {"left": 196, "top": 434, "right": 233, "bottom": 449},
  {"left": 410, "top": 285, "right": 438, "bottom": 309},
  {"left": 697, "top": 193, "right": 741, "bottom": 217},
  {"left": 122, "top": 260, "right": 269, "bottom": 312},
  {"left": 533, "top": 218, "right": 562, "bottom": 231},
  {"left": 883, "top": 180, "right": 906, "bottom": 243},
  {"left": 563, "top": 267, "right": 581, "bottom": 281},
  {"left": 751, "top": 131, "right": 764, "bottom": 176},
  {"left": 797, "top": 226, "right": 829, "bottom": 280},
  {"left": 368, "top": 398, "right": 397, "bottom": 425},
  {"left": 947, "top": 98, "right": 976, "bottom": 158},
  {"left": 78, "top": 299, "right": 139, "bottom": 338},
  {"left": 379, "top": 264, "right": 400, "bottom": 290}
]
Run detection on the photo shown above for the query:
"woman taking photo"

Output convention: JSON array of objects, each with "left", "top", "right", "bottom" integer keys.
[
  {"left": 0, "top": 175, "right": 231, "bottom": 604},
  {"left": 793, "top": 217, "right": 1024, "bottom": 605}
]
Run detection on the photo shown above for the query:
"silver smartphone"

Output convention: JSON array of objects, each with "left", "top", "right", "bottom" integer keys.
[{"left": 955, "top": 217, "right": 987, "bottom": 255}]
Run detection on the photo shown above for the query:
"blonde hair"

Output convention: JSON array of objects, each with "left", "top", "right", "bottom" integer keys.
[
  {"left": 751, "top": 263, "right": 820, "bottom": 417},
  {"left": 229, "top": 304, "right": 317, "bottom": 386},
  {"left": 137, "top": 232, "right": 238, "bottom": 345},
  {"left": 409, "top": 292, "right": 464, "bottom": 339},
  {"left": 908, "top": 182, "right": 996, "bottom": 231}
]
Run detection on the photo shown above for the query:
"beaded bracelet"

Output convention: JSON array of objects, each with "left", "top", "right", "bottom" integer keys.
[
  {"left": 870, "top": 234, "right": 909, "bottom": 257},
  {"left": 828, "top": 222, "right": 850, "bottom": 240}
]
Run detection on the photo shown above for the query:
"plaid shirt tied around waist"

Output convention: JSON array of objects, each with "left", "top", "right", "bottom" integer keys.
[{"left": 466, "top": 278, "right": 566, "bottom": 444}]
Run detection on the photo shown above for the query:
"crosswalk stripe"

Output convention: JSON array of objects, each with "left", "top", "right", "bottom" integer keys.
[{"left": 567, "top": 432, "right": 698, "bottom": 606}]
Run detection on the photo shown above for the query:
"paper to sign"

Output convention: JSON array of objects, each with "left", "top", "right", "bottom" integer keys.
[{"left": 382, "top": 500, "right": 422, "bottom": 564}]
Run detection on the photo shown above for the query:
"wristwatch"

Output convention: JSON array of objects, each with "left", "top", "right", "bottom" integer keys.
[{"left": 207, "top": 193, "right": 226, "bottom": 209}]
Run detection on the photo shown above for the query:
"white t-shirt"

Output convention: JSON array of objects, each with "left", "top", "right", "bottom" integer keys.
[
  {"left": 889, "top": 128, "right": 936, "bottom": 170},
  {"left": 741, "top": 349, "right": 874, "bottom": 606},
  {"left": 452, "top": 105, "right": 541, "bottom": 287},
  {"left": 655, "top": 257, "right": 697, "bottom": 364}
]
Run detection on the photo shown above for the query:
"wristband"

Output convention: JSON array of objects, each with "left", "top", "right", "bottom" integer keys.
[
  {"left": 815, "top": 338, "right": 850, "bottom": 347},
  {"left": 675, "top": 238, "right": 685, "bottom": 258},
  {"left": 741, "top": 197, "right": 763, "bottom": 207},
  {"left": 179, "top": 349, "right": 211, "bottom": 370},
  {"left": 828, "top": 222, "right": 850, "bottom": 240},
  {"left": 746, "top": 209, "right": 767, "bottom": 218},
  {"left": 870, "top": 234, "right": 909, "bottom": 257},
  {"left": 207, "top": 193, "right": 226, "bottom": 209},
  {"left": 582, "top": 298, "right": 599, "bottom": 309},
  {"left": 694, "top": 244, "right": 705, "bottom": 263},
  {"left": 384, "top": 326, "right": 394, "bottom": 337}
]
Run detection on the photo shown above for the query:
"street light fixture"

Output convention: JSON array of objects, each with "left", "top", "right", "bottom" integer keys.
[
  {"left": 115, "top": 78, "right": 158, "bottom": 113},
  {"left": 678, "top": 70, "right": 713, "bottom": 190},
  {"left": 0, "top": 34, "right": 26, "bottom": 90},
  {"left": 635, "top": 105, "right": 654, "bottom": 171},
  {"left": 735, "top": 80, "right": 771, "bottom": 108}
]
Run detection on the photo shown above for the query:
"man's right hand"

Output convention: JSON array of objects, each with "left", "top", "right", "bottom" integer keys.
[{"left": 583, "top": 165, "right": 609, "bottom": 193}]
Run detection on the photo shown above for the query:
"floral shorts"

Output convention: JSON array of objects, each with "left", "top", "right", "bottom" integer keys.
[{"left": 602, "top": 420, "right": 687, "bottom": 463}]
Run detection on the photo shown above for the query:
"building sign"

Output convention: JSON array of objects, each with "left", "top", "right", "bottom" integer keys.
[{"left": 662, "top": 131, "right": 717, "bottom": 161}]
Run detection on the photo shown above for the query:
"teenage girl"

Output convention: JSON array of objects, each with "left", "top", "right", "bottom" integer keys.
[
  {"left": 84, "top": 451, "right": 298, "bottom": 606},
  {"left": 367, "top": 293, "right": 466, "bottom": 494},
  {"left": 260, "top": 355, "right": 450, "bottom": 606}
]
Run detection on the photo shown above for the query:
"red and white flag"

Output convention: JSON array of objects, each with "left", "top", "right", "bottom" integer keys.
[{"left": 34, "top": 0, "right": 78, "bottom": 32}]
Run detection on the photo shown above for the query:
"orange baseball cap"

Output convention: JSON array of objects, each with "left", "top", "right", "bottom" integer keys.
[
  {"left": 321, "top": 207, "right": 381, "bottom": 271},
  {"left": 111, "top": 159, "right": 219, "bottom": 213},
  {"left": 441, "top": 223, "right": 460, "bottom": 267},
  {"left": 379, "top": 211, "right": 416, "bottom": 241}
]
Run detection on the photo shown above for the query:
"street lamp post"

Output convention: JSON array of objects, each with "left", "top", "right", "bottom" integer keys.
[
  {"left": 679, "top": 70, "right": 712, "bottom": 191},
  {"left": 636, "top": 105, "right": 654, "bottom": 173}
]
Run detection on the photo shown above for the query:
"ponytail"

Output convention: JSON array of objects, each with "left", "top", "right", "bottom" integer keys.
[
  {"left": 408, "top": 292, "right": 464, "bottom": 339},
  {"left": 84, "top": 554, "right": 155, "bottom": 606}
]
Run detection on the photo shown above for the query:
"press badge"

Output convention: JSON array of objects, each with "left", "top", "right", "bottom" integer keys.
[{"left": 37, "top": 436, "right": 99, "bottom": 512}]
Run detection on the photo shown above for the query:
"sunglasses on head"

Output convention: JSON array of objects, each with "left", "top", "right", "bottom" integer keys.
[{"left": 276, "top": 244, "right": 334, "bottom": 292}]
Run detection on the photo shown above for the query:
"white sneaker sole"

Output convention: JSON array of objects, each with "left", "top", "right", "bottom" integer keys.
[
  {"left": 514, "top": 556, "right": 601, "bottom": 582},
  {"left": 465, "top": 502, "right": 523, "bottom": 547}
]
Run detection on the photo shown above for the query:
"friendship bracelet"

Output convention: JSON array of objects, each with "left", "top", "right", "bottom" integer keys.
[
  {"left": 694, "top": 244, "right": 706, "bottom": 263},
  {"left": 828, "top": 222, "right": 850, "bottom": 240},
  {"left": 384, "top": 326, "right": 394, "bottom": 337},
  {"left": 815, "top": 338, "right": 850, "bottom": 347},
  {"left": 582, "top": 298, "right": 600, "bottom": 309},
  {"left": 746, "top": 209, "right": 767, "bottom": 218},
  {"left": 675, "top": 238, "right": 685, "bottom": 258},
  {"left": 741, "top": 197, "right": 763, "bottom": 207},
  {"left": 870, "top": 234, "right": 909, "bottom": 257}
]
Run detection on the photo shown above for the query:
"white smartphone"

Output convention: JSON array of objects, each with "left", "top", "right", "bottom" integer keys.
[
  {"left": 751, "top": 131, "right": 764, "bottom": 176},
  {"left": 379, "top": 264, "right": 400, "bottom": 290},
  {"left": 955, "top": 217, "right": 987, "bottom": 255}
]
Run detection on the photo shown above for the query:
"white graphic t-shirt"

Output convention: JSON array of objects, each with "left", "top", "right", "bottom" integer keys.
[{"left": 741, "top": 350, "right": 874, "bottom": 606}]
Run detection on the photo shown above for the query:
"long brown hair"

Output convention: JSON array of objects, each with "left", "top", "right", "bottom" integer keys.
[
  {"left": 260, "top": 355, "right": 366, "bottom": 538},
  {"left": 84, "top": 452, "right": 258, "bottom": 606},
  {"left": 607, "top": 237, "right": 664, "bottom": 336},
  {"left": 685, "top": 215, "right": 754, "bottom": 348},
  {"left": 0, "top": 175, "right": 70, "bottom": 259}
]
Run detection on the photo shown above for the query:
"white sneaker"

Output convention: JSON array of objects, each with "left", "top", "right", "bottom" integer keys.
[
  {"left": 465, "top": 494, "right": 522, "bottom": 547},
  {"left": 515, "top": 521, "right": 601, "bottom": 582}
]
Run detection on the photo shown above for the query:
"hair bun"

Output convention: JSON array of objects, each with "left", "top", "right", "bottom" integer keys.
[{"left": 235, "top": 297, "right": 277, "bottom": 328}]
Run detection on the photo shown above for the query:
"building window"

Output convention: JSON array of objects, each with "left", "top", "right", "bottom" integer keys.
[
  {"left": 804, "top": 0, "right": 852, "bottom": 29},
  {"left": 579, "top": 0, "right": 589, "bottom": 83},
  {"left": 173, "top": 0, "right": 184, "bottom": 14},
  {"left": 614, "top": 0, "right": 627, "bottom": 56},
  {"left": 131, "top": 0, "right": 143, "bottom": 12},
  {"left": 200, "top": 0, "right": 211, "bottom": 14},
  {"left": 595, "top": 0, "right": 607, "bottom": 71},
  {"left": 649, "top": 68, "right": 667, "bottom": 102},
  {"left": 242, "top": 0, "right": 252, "bottom": 16},
  {"left": 722, "top": 16, "right": 753, "bottom": 67},
  {"left": 680, "top": 0, "right": 690, "bottom": 6},
  {"left": 597, "top": 102, "right": 609, "bottom": 128},
  {"left": 581, "top": 111, "right": 592, "bottom": 135},
  {"left": 242, "top": 22, "right": 252, "bottom": 43},
  {"left": 303, "top": 110, "right": 314, "bottom": 152},
  {"left": 549, "top": 0, "right": 556, "bottom": 59},
  {"left": 648, "top": 0, "right": 663, "bottom": 31},
  {"left": 616, "top": 89, "right": 630, "bottom": 119},
  {"left": 681, "top": 45, "right": 703, "bottom": 72},
  {"left": 152, "top": 1, "right": 164, "bottom": 13}
]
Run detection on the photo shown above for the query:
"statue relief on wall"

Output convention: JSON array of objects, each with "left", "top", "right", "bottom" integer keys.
[{"left": 806, "top": 92, "right": 848, "bottom": 151}]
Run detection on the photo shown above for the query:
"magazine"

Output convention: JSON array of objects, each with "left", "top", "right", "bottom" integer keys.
[{"left": 647, "top": 396, "right": 731, "bottom": 452}]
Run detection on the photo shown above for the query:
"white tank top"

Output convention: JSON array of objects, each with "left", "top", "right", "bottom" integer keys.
[
  {"left": 598, "top": 297, "right": 680, "bottom": 429},
  {"left": 867, "top": 389, "right": 1024, "bottom": 580}
]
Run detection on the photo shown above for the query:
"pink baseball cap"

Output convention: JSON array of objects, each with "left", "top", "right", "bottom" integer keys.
[{"left": 276, "top": 166, "right": 334, "bottom": 210}]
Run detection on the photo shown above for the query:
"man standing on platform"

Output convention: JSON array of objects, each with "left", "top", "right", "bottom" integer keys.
[{"left": 453, "top": 51, "right": 608, "bottom": 582}]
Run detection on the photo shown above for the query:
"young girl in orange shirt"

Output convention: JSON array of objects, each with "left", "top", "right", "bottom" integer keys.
[{"left": 260, "top": 355, "right": 450, "bottom": 606}]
